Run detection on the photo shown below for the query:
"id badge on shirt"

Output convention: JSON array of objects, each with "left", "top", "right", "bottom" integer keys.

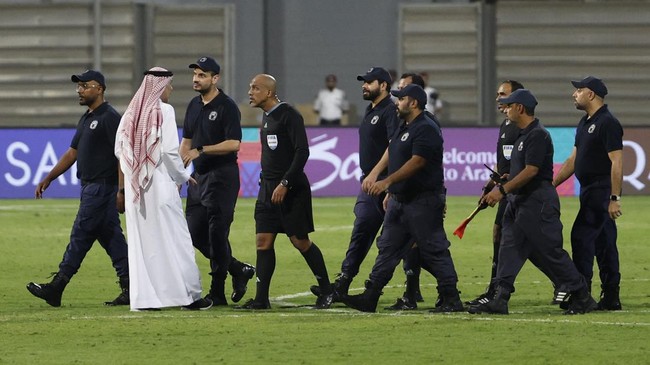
[
  {"left": 503, "top": 145, "right": 513, "bottom": 160},
  {"left": 267, "top": 134, "right": 278, "bottom": 150}
]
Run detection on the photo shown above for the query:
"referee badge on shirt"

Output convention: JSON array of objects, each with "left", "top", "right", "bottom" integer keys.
[
  {"left": 588, "top": 124, "right": 596, "bottom": 134},
  {"left": 400, "top": 132, "right": 409, "bottom": 142},
  {"left": 267, "top": 134, "right": 278, "bottom": 150},
  {"left": 503, "top": 145, "right": 513, "bottom": 160},
  {"left": 89, "top": 120, "right": 98, "bottom": 129},
  {"left": 209, "top": 111, "right": 218, "bottom": 121}
]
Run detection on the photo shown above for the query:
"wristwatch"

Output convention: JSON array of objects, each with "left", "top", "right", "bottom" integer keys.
[
  {"left": 498, "top": 184, "right": 507, "bottom": 196},
  {"left": 610, "top": 194, "right": 621, "bottom": 202},
  {"left": 280, "top": 179, "right": 289, "bottom": 188},
  {"left": 197, "top": 146, "right": 204, "bottom": 154}
]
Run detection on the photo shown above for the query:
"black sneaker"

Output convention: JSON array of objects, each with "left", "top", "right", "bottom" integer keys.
[
  {"left": 468, "top": 285, "right": 510, "bottom": 314},
  {"left": 181, "top": 297, "right": 213, "bottom": 311},
  {"left": 385, "top": 297, "right": 417, "bottom": 311},
  {"left": 564, "top": 296, "right": 598, "bottom": 315},
  {"left": 467, "top": 297, "right": 508, "bottom": 314},
  {"left": 314, "top": 292, "right": 334, "bottom": 309},
  {"left": 231, "top": 264, "right": 256, "bottom": 303},
  {"left": 465, "top": 292, "right": 490, "bottom": 306},
  {"left": 235, "top": 298, "right": 271, "bottom": 310}
]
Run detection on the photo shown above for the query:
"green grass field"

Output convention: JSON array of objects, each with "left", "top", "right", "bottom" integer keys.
[{"left": 1, "top": 196, "right": 649, "bottom": 364}]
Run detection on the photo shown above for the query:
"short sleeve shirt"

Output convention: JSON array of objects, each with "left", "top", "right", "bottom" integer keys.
[
  {"left": 387, "top": 113, "right": 444, "bottom": 194},
  {"left": 358, "top": 95, "right": 399, "bottom": 175},
  {"left": 496, "top": 118, "right": 520, "bottom": 175},
  {"left": 574, "top": 105, "right": 623, "bottom": 183},
  {"left": 182, "top": 89, "right": 242, "bottom": 173},
  {"left": 260, "top": 103, "right": 310, "bottom": 185},
  {"left": 509, "top": 119, "right": 554, "bottom": 193},
  {"left": 70, "top": 102, "right": 121, "bottom": 183}
]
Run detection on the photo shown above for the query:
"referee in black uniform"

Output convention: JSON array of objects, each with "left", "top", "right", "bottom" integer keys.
[
  {"left": 469, "top": 89, "right": 597, "bottom": 315},
  {"left": 554, "top": 76, "right": 624, "bottom": 310},
  {"left": 180, "top": 56, "right": 254, "bottom": 305},
  {"left": 343, "top": 84, "right": 463, "bottom": 313},
  {"left": 237, "top": 74, "right": 333, "bottom": 310},
  {"left": 466, "top": 80, "right": 524, "bottom": 305},
  {"left": 27, "top": 70, "right": 129, "bottom": 307}
]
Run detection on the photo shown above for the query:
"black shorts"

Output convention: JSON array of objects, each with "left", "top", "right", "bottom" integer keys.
[{"left": 254, "top": 175, "right": 314, "bottom": 238}]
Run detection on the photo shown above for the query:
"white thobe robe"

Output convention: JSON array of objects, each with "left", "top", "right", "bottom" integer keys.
[{"left": 115, "top": 101, "right": 203, "bottom": 310}]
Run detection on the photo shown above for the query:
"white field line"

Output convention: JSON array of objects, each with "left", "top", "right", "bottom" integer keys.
[{"left": 55, "top": 311, "right": 650, "bottom": 328}]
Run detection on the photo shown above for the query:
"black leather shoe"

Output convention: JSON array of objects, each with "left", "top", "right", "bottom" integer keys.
[
  {"left": 385, "top": 297, "right": 417, "bottom": 311},
  {"left": 231, "top": 264, "right": 256, "bottom": 303},
  {"left": 235, "top": 298, "right": 271, "bottom": 310}
]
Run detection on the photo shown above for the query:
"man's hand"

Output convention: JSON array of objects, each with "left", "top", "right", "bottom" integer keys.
[
  {"left": 116, "top": 189, "right": 125, "bottom": 214},
  {"left": 271, "top": 184, "right": 288, "bottom": 204},
  {"left": 361, "top": 173, "right": 378, "bottom": 194},
  {"left": 481, "top": 189, "right": 503, "bottom": 207},
  {"left": 35, "top": 179, "right": 50, "bottom": 199},
  {"left": 182, "top": 149, "right": 200, "bottom": 167},
  {"left": 609, "top": 200, "right": 622, "bottom": 220},
  {"left": 368, "top": 179, "right": 390, "bottom": 196}
]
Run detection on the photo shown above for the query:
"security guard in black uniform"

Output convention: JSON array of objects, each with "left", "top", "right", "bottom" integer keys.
[
  {"left": 343, "top": 84, "right": 463, "bottom": 313},
  {"left": 553, "top": 76, "right": 624, "bottom": 310},
  {"left": 469, "top": 89, "right": 597, "bottom": 315},
  {"left": 310, "top": 67, "right": 398, "bottom": 302},
  {"left": 27, "top": 70, "right": 129, "bottom": 307},
  {"left": 180, "top": 56, "right": 254, "bottom": 305}
]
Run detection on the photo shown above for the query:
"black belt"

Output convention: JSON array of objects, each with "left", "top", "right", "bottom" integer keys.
[
  {"left": 578, "top": 175, "right": 610, "bottom": 186},
  {"left": 81, "top": 178, "right": 117, "bottom": 186},
  {"left": 391, "top": 190, "right": 440, "bottom": 203}
]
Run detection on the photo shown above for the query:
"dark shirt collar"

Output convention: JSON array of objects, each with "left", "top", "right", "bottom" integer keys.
[{"left": 519, "top": 118, "right": 540, "bottom": 135}]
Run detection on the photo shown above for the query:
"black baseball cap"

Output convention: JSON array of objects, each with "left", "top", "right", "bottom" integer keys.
[
  {"left": 357, "top": 67, "right": 392, "bottom": 84},
  {"left": 498, "top": 89, "right": 538, "bottom": 110},
  {"left": 189, "top": 56, "right": 221, "bottom": 74},
  {"left": 390, "top": 84, "right": 427, "bottom": 109},
  {"left": 71, "top": 70, "right": 106, "bottom": 89},
  {"left": 571, "top": 76, "right": 608, "bottom": 98}
]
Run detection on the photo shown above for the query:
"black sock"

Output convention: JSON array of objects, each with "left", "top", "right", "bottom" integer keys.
[
  {"left": 301, "top": 243, "right": 332, "bottom": 293},
  {"left": 404, "top": 246, "right": 421, "bottom": 298},
  {"left": 255, "top": 249, "right": 275, "bottom": 303}
]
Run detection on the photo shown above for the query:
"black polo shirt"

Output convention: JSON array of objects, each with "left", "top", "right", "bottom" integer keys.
[
  {"left": 70, "top": 102, "right": 120, "bottom": 184},
  {"left": 496, "top": 118, "right": 520, "bottom": 175},
  {"left": 574, "top": 105, "right": 623, "bottom": 184},
  {"left": 260, "top": 103, "right": 310, "bottom": 186},
  {"left": 509, "top": 119, "right": 554, "bottom": 194},
  {"left": 182, "top": 89, "right": 242, "bottom": 174},
  {"left": 358, "top": 95, "right": 399, "bottom": 175},
  {"left": 387, "top": 112, "right": 443, "bottom": 195}
]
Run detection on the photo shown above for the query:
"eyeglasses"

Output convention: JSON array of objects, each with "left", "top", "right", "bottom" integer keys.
[{"left": 75, "top": 83, "right": 101, "bottom": 92}]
